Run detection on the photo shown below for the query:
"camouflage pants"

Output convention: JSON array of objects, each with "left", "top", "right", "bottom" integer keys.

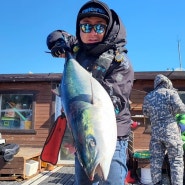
[{"left": 150, "top": 123, "right": 184, "bottom": 185}]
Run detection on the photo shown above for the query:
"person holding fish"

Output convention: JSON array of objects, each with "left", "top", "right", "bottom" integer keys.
[
  {"left": 46, "top": 0, "right": 134, "bottom": 184},
  {"left": 143, "top": 74, "right": 185, "bottom": 185}
]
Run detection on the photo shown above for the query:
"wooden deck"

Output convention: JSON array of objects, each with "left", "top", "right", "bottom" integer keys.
[
  {"left": 0, "top": 165, "right": 171, "bottom": 185},
  {"left": 21, "top": 166, "right": 75, "bottom": 185}
]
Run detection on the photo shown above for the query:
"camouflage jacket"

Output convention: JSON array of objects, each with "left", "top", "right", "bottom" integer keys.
[{"left": 143, "top": 74, "right": 185, "bottom": 126}]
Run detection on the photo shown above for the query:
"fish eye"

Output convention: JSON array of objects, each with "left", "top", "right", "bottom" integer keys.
[
  {"left": 87, "top": 135, "right": 96, "bottom": 148},
  {"left": 89, "top": 138, "right": 96, "bottom": 147}
]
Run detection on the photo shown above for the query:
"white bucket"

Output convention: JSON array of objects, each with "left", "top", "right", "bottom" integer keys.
[{"left": 141, "top": 168, "right": 153, "bottom": 184}]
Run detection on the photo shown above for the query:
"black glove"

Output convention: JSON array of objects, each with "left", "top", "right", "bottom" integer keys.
[
  {"left": 50, "top": 38, "right": 69, "bottom": 57},
  {"left": 46, "top": 30, "right": 72, "bottom": 57}
]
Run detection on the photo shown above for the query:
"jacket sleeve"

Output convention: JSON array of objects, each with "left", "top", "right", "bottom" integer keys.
[
  {"left": 101, "top": 52, "right": 134, "bottom": 119},
  {"left": 143, "top": 96, "right": 150, "bottom": 117}
]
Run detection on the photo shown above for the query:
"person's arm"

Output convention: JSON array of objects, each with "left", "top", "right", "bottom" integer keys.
[
  {"left": 101, "top": 52, "right": 134, "bottom": 116},
  {"left": 142, "top": 96, "right": 150, "bottom": 117},
  {"left": 46, "top": 30, "right": 77, "bottom": 58}
]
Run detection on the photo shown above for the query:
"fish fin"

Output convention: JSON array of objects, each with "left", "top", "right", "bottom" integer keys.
[
  {"left": 51, "top": 87, "right": 61, "bottom": 97},
  {"left": 90, "top": 74, "right": 95, "bottom": 105}
]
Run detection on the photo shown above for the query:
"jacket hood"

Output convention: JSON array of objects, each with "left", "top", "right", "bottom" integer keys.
[
  {"left": 154, "top": 74, "right": 174, "bottom": 90},
  {"left": 77, "top": 0, "right": 110, "bottom": 23},
  {"left": 76, "top": 0, "right": 127, "bottom": 56}
]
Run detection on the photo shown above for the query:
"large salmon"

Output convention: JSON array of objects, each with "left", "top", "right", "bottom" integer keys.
[{"left": 61, "top": 52, "right": 117, "bottom": 181}]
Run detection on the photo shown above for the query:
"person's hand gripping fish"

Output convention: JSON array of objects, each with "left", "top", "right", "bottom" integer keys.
[{"left": 48, "top": 31, "right": 117, "bottom": 181}]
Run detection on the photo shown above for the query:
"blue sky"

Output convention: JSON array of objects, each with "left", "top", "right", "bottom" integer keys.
[{"left": 1, "top": 0, "right": 185, "bottom": 74}]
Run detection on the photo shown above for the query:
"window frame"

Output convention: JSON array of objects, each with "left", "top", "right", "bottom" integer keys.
[{"left": 0, "top": 90, "right": 36, "bottom": 134}]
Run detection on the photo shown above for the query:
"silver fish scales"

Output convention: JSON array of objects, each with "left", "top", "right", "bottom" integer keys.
[{"left": 61, "top": 53, "right": 117, "bottom": 181}]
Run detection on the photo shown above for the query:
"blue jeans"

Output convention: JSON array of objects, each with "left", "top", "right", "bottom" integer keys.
[{"left": 75, "top": 140, "right": 128, "bottom": 185}]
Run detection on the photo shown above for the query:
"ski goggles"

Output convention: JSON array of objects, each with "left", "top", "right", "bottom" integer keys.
[{"left": 80, "top": 23, "right": 107, "bottom": 34}]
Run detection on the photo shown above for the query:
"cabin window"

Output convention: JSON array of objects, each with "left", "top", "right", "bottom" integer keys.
[{"left": 0, "top": 93, "right": 34, "bottom": 131}]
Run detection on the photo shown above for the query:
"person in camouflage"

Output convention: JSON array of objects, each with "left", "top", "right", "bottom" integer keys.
[{"left": 142, "top": 74, "right": 185, "bottom": 185}]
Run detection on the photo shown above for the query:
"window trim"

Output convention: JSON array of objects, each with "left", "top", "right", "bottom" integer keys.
[{"left": 0, "top": 90, "right": 36, "bottom": 134}]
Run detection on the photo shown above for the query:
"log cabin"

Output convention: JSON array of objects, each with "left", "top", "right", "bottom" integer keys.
[
  {"left": 0, "top": 71, "right": 184, "bottom": 179},
  {"left": 0, "top": 73, "right": 61, "bottom": 147},
  {"left": 0, "top": 73, "right": 61, "bottom": 179}
]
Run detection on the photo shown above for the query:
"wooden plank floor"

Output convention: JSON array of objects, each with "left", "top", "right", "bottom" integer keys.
[
  {"left": 0, "top": 166, "right": 171, "bottom": 185},
  {"left": 21, "top": 166, "right": 75, "bottom": 185},
  {"left": 0, "top": 166, "right": 74, "bottom": 185}
]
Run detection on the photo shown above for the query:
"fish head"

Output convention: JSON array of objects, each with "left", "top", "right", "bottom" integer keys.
[{"left": 69, "top": 103, "right": 115, "bottom": 181}]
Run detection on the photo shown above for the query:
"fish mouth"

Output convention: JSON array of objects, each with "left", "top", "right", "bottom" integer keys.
[{"left": 88, "top": 162, "right": 104, "bottom": 181}]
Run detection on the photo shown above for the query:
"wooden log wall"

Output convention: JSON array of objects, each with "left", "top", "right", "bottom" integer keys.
[
  {"left": 0, "top": 81, "right": 56, "bottom": 148},
  {"left": 0, "top": 72, "right": 184, "bottom": 149}
]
